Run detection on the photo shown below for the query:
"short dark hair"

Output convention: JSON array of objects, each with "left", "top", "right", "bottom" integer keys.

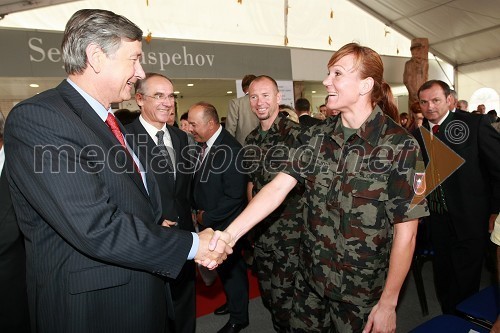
[
  {"left": 418, "top": 80, "right": 451, "bottom": 99},
  {"left": 180, "top": 112, "right": 189, "bottom": 121},
  {"left": 295, "top": 98, "right": 310, "bottom": 112},
  {"left": 241, "top": 75, "right": 257, "bottom": 91}
]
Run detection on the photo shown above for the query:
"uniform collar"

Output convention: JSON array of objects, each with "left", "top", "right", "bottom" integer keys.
[{"left": 329, "top": 106, "right": 385, "bottom": 147}]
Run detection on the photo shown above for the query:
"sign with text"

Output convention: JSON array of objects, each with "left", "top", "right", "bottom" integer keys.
[{"left": 0, "top": 28, "right": 292, "bottom": 79}]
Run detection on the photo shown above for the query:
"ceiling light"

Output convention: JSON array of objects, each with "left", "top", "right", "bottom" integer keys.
[
  {"left": 187, "top": 83, "right": 194, "bottom": 87},
  {"left": 29, "top": 83, "right": 39, "bottom": 88},
  {"left": 312, "top": 90, "right": 316, "bottom": 94},
  {"left": 227, "top": 91, "right": 233, "bottom": 94},
  {"left": 174, "top": 91, "right": 180, "bottom": 94}
]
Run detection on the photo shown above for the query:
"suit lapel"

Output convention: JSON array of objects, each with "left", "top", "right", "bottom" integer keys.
[
  {"left": 194, "top": 128, "right": 224, "bottom": 189},
  {"left": 124, "top": 121, "right": 162, "bottom": 204},
  {"left": 56, "top": 81, "right": 150, "bottom": 200},
  {"left": 439, "top": 112, "right": 454, "bottom": 142},
  {"left": 167, "top": 127, "right": 181, "bottom": 166}
]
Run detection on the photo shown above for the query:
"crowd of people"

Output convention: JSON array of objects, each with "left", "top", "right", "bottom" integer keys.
[{"left": 1, "top": 8, "right": 499, "bottom": 333}]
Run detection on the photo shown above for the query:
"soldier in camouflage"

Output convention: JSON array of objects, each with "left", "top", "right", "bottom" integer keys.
[
  {"left": 287, "top": 104, "right": 428, "bottom": 332},
  {"left": 213, "top": 43, "right": 429, "bottom": 333},
  {"left": 243, "top": 75, "right": 304, "bottom": 332}
]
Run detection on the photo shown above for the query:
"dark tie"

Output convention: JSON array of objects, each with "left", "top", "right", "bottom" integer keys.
[
  {"left": 105, "top": 113, "right": 140, "bottom": 173},
  {"left": 195, "top": 142, "right": 207, "bottom": 170},
  {"left": 432, "top": 124, "right": 440, "bottom": 134},
  {"left": 156, "top": 130, "right": 175, "bottom": 176},
  {"left": 198, "top": 142, "right": 207, "bottom": 161},
  {"left": 428, "top": 123, "right": 447, "bottom": 213}
]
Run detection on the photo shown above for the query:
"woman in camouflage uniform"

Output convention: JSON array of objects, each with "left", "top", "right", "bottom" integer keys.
[{"left": 213, "top": 43, "right": 428, "bottom": 333}]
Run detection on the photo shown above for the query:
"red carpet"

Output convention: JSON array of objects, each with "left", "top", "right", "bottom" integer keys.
[{"left": 196, "top": 268, "right": 261, "bottom": 317}]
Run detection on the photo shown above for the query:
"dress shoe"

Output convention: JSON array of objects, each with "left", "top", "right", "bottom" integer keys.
[
  {"left": 214, "top": 302, "right": 229, "bottom": 315},
  {"left": 216, "top": 321, "right": 249, "bottom": 333}
]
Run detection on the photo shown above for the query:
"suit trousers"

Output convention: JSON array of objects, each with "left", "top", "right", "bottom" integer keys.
[
  {"left": 216, "top": 242, "right": 249, "bottom": 325},
  {"left": 167, "top": 260, "right": 196, "bottom": 333},
  {"left": 429, "top": 211, "right": 486, "bottom": 314}
]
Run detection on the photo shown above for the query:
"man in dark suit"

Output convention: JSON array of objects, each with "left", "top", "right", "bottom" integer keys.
[
  {"left": 188, "top": 102, "right": 249, "bottom": 333},
  {"left": 295, "top": 98, "right": 321, "bottom": 127},
  {"left": 126, "top": 73, "right": 196, "bottom": 333},
  {"left": 414, "top": 80, "right": 500, "bottom": 314},
  {"left": 4, "top": 9, "right": 228, "bottom": 333},
  {"left": 0, "top": 112, "right": 30, "bottom": 333}
]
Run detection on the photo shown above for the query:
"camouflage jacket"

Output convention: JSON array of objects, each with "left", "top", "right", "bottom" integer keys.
[
  {"left": 243, "top": 113, "right": 304, "bottom": 251},
  {"left": 285, "top": 107, "right": 429, "bottom": 306}
]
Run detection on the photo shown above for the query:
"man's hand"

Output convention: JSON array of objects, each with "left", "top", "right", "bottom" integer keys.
[
  {"left": 362, "top": 302, "right": 396, "bottom": 333},
  {"left": 209, "top": 230, "right": 234, "bottom": 250},
  {"left": 489, "top": 213, "right": 498, "bottom": 233},
  {"left": 196, "top": 210, "right": 204, "bottom": 225},
  {"left": 195, "top": 228, "right": 233, "bottom": 270},
  {"left": 161, "top": 219, "right": 178, "bottom": 228}
]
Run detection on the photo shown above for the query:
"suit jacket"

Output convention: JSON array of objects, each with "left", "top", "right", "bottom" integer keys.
[
  {"left": 453, "top": 108, "right": 469, "bottom": 115},
  {"left": 413, "top": 112, "right": 500, "bottom": 239},
  {"left": 226, "top": 95, "right": 260, "bottom": 145},
  {"left": 125, "top": 119, "right": 195, "bottom": 233},
  {"left": 192, "top": 128, "right": 247, "bottom": 230},
  {"left": 4, "top": 80, "right": 193, "bottom": 333},
  {"left": 299, "top": 114, "right": 321, "bottom": 127},
  {"left": 0, "top": 167, "right": 30, "bottom": 333}
]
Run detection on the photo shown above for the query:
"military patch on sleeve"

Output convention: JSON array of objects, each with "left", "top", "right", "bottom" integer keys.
[{"left": 413, "top": 172, "right": 426, "bottom": 195}]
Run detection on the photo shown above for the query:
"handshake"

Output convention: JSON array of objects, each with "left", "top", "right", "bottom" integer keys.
[
  {"left": 194, "top": 229, "right": 234, "bottom": 270},
  {"left": 162, "top": 218, "right": 235, "bottom": 270}
]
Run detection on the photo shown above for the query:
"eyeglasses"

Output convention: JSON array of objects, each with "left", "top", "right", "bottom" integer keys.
[{"left": 141, "top": 93, "right": 175, "bottom": 102}]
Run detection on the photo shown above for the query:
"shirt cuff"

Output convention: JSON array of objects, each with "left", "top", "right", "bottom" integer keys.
[{"left": 187, "top": 232, "right": 199, "bottom": 260}]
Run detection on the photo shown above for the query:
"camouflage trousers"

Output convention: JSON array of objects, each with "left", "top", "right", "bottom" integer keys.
[
  {"left": 290, "top": 271, "right": 371, "bottom": 333},
  {"left": 254, "top": 245, "right": 299, "bottom": 333}
]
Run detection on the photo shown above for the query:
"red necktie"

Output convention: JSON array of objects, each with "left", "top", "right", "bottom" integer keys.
[
  {"left": 105, "top": 113, "right": 140, "bottom": 174},
  {"left": 432, "top": 124, "right": 440, "bottom": 134}
]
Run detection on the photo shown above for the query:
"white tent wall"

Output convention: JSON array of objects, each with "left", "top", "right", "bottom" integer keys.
[{"left": 457, "top": 59, "right": 500, "bottom": 112}]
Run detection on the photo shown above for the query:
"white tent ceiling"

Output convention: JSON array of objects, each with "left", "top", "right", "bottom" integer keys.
[
  {"left": 0, "top": 0, "right": 78, "bottom": 17},
  {"left": 1, "top": 0, "right": 499, "bottom": 68},
  {"left": 349, "top": 0, "right": 500, "bottom": 67},
  {"left": 0, "top": 0, "right": 413, "bottom": 57}
]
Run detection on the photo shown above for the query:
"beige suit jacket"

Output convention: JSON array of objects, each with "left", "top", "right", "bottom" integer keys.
[{"left": 226, "top": 94, "right": 259, "bottom": 145}]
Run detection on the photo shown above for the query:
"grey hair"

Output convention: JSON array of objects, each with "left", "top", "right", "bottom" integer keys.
[
  {"left": 458, "top": 99, "right": 468, "bottom": 108},
  {"left": 61, "top": 9, "right": 143, "bottom": 75},
  {"left": 135, "top": 72, "right": 173, "bottom": 95}
]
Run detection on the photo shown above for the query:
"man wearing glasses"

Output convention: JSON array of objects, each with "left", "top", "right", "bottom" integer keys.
[{"left": 126, "top": 72, "right": 197, "bottom": 333}]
